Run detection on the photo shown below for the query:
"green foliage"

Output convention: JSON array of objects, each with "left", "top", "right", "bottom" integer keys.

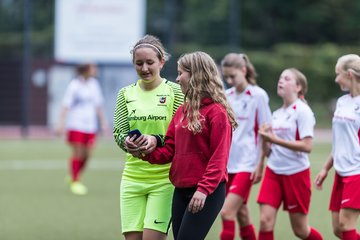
[
  {"left": 163, "top": 42, "right": 354, "bottom": 127},
  {"left": 248, "top": 43, "right": 356, "bottom": 103},
  {"left": 169, "top": 42, "right": 356, "bottom": 103},
  {"left": 0, "top": 0, "right": 54, "bottom": 59},
  {"left": 146, "top": 0, "right": 360, "bottom": 49},
  {"left": 1, "top": 0, "right": 360, "bottom": 60}
]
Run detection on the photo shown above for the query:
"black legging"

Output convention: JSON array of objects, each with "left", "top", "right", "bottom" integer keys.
[{"left": 171, "top": 182, "right": 226, "bottom": 240}]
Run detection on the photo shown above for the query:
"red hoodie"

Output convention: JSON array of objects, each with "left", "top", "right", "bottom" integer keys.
[{"left": 142, "top": 98, "right": 232, "bottom": 196}]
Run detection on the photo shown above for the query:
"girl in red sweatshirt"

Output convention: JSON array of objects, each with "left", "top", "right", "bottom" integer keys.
[{"left": 127, "top": 51, "right": 237, "bottom": 240}]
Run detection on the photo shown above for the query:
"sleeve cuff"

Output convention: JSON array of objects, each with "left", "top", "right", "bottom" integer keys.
[
  {"left": 196, "top": 187, "right": 209, "bottom": 196},
  {"left": 151, "top": 135, "right": 163, "bottom": 147}
]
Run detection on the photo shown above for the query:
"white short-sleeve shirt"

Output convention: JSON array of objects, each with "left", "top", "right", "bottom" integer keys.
[
  {"left": 62, "top": 77, "right": 104, "bottom": 133},
  {"left": 332, "top": 94, "right": 360, "bottom": 176},
  {"left": 226, "top": 85, "right": 272, "bottom": 173},
  {"left": 267, "top": 99, "right": 315, "bottom": 175}
]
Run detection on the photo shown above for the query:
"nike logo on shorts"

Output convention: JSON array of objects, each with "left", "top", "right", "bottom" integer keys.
[
  {"left": 229, "top": 185, "right": 237, "bottom": 190},
  {"left": 154, "top": 220, "right": 165, "bottom": 224},
  {"left": 288, "top": 204, "right": 298, "bottom": 209},
  {"left": 341, "top": 198, "right": 350, "bottom": 204}
]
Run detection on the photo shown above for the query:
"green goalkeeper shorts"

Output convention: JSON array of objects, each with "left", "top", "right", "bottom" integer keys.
[{"left": 120, "top": 178, "right": 174, "bottom": 234}]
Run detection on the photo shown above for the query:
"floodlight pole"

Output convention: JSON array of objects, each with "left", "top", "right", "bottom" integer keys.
[
  {"left": 164, "top": 0, "right": 176, "bottom": 79},
  {"left": 164, "top": 0, "right": 176, "bottom": 47},
  {"left": 229, "top": 0, "right": 240, "bottom": 51},
  {"left": 21, "top": 0, "right": 32, "bottom": 137}
]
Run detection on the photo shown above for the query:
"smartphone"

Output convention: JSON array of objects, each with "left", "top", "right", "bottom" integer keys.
[{"left": 128, "top": 129, "right": 142, "bottom": 140}]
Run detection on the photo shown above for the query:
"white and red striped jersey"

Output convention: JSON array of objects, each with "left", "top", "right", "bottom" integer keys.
[
  {"left": 226, "top": 85, "right": 272, "bottom": 173},
  {"left": 62, "top": 77, "right": 104, "bottom": 133},
  {"left": 332, "top": 94, "right": 360, "bottom": 176},
  {"left": 267, "top": 98, "right": 315, "bottom": 175}
]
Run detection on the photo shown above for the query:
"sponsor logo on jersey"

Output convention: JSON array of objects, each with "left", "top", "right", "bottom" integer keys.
[{"left": 128, "top": 115, "right": 167, "bottom": 121}]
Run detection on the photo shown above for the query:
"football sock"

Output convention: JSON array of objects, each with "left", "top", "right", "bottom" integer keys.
[
  {"left": 259, "top": 230, "right": 274, "bottom": 240},
  {"left": 220, "top": 220, "right": 235, "bottom": 240},
  {"left": 79, "top": 157, "right": 87, "bottom": 173},
  {"left": 70, "top": 157, "right": 82, "bottom": 182},
  {"left": 240, "top": 224, "right": 256, "bottom": 240},
  {"left": 305, "top": 227, "right": 323, "bottom": 240}
]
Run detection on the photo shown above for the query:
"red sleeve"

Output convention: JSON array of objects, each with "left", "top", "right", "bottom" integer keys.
[
  {"left": 197, "top": 108, "right": 232, "bottom": 195},
  {"left": 141, "top": 113, "right": 177, "bottom": 164}
]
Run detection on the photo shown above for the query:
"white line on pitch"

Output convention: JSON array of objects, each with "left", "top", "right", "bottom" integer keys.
[{"left": 0, "top": 159, "right": 124, "bottom": 170}]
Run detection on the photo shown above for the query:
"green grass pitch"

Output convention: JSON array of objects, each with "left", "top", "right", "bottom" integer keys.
[{"left": 0, "top": 138, "right": 357, "bottom": 239}]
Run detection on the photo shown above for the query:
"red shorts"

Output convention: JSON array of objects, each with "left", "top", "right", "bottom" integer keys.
[
  {"left": 225, "top": 173, "right": 236, "bottom": 194},
  {"left": 67, "top": 130, "right": 96, "bottom": 146},
  {"left": 228, "top": 172, "right": 253, "bottom": 204},
  {"left": 257, "top": 167, "right": 311, "bottom": 214},
  {"left": 329, "top": 172, "right": 360, "bottom": 212}
]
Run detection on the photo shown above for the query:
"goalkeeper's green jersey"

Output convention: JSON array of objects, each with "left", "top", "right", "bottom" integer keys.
[{"left": 113, "top": 79, "right": 184, "bottom": 182}]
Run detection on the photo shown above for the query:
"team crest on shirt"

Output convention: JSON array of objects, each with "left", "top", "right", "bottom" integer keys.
[
  {"left": 159, "top": 96, "right": 166, "bottom": 104},
  {"left": 355, "top": 105, "right": 360, "bottom": 113},
  {"left": 157, "top": 94, "right": 169, "bottom": 106},
  {"left": 243, "top": 102, "right": 247, "bottom": 109}
]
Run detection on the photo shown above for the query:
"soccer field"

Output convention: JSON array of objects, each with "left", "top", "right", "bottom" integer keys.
[{"left": 0, "top": 138, "right": 357, "bottom": 240}]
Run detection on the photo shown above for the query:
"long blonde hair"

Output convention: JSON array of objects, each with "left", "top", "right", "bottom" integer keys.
[{"left": 177, "top": 51, "right": 237, "bottom": 133}]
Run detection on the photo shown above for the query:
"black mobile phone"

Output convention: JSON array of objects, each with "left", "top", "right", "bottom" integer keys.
[{"left": 128, "top": 129, "right": 142, "bottom": 140}]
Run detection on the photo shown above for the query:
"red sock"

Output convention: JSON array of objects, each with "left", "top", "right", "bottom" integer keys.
[
  {"left": 220, "top": 220, "right": 235, "bottom": 240},
  {"left": 342, "top": 230, "right": 357, "bottom": 240},
  {"left": 306, "top": 228, "right": 323, "bottom": 240},
  {"left": 70, "top": 157, "right": 82, "bottom": 182},
  {"left": 79, "top": 158, "right": 87, "bottom": 173},
  {"left": 259, "top": 231, "right": 274, "bottom": 240},
  {"left": 240, "top": 224, "right": 256, "bottom": 240}
]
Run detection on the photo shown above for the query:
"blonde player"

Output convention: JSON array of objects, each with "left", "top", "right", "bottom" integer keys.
[
  {"left": 315, "top": 54, "right": 360, "bottom": 240},
  {"left": 257, "top": 68, "right": 323, "bottom": 240},
  {"left": 128, "top": 51, "right": 237, "bottom": 240}
]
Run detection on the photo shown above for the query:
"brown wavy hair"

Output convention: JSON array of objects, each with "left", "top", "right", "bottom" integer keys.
[
  {"left": 177, "top": 51, "right": 238, "bottom": 133},
  {"left": 221, "top": 53, "right": 258, "bottom": 85}
]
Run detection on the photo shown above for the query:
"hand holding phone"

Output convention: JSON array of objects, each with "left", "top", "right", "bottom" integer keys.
[{"left": 128, "top": 129, "right": 142, "bottom": 140}]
